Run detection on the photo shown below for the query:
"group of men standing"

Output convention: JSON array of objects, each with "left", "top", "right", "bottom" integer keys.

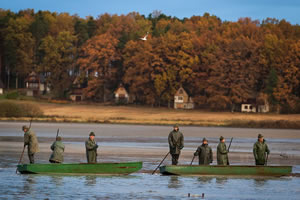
[
  {"left": 21, "top": 124, "right": 270, "bottom": 166},
  {"left": 168, "top": 125, "right": 270, "bottom": 166},
  {"left": 21, "top": 126, "right": 98, "bottom": 164}
]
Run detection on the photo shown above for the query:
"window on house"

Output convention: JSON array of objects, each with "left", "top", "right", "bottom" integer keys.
[
  {"left": 178, "top": 96, "right": 183, "bottom": 100},
  {"left": 250, "top": 106, "right": 253, "bottom": 110},
  {"left": 244, "top": 105, "right": 248, "bottom": 109},
  {"left": 179, "top": 89, "right": 183, "bottom": 94}
]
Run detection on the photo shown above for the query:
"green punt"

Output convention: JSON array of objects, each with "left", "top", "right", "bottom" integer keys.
[
  {"left": 160, "top": 165, "right": 292, "bottom": 176},
  {"left": 17, "top": 161, "right": 143, "bottom": 175}
]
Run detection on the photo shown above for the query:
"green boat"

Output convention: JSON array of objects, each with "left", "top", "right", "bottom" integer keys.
[
  {"left": 17, "top": 161, "right": 143, "bottom": 175},
  {"left": 159, "top": 165, "right": 292, "bottom": 176}
]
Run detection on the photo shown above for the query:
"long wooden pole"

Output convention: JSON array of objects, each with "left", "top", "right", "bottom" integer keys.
[
  {"left": 152, "top": 152, "right": 170, "bottom": 175},
  {"left": 265, "top": 153, "right": 269, "bottom": 166},
  {"left": 227, "top": 137, "right": 233, "bottom": 152},
  {"left": 56, "top": 128, "right": 59, "bottom": 138},
  {"left": 190, "top": 155, "right": 195, "bottom": 166},
  {"left": 16, "top": 146, "right": 25, "bottom": 174},
  {"left": 16, "top": 118, "right": 33, "bottom": 174}
]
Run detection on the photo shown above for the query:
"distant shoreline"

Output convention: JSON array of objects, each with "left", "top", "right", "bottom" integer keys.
[{"left": 1, "top": 100, "right": 300, "bottom": 129}]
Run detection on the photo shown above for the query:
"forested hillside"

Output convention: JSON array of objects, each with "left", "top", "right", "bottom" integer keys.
[{"left": 0, "top": 9, "right": 299, "bottom": 113}]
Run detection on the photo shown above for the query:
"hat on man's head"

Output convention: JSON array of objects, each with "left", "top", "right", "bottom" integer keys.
[
  {"left": 258, "top": 134, "right": 264, "bottom": 138},
  {"left": 56, "top": 136, "right": 62, "bottom": 141},
  {"left": 219, "top": 136, "right": 225, "bottom": 141},
  {"left": 89, "top": 132, "right": 95, "bottom": 136},
  {"left": 22, "top": 125, "right": 29, "bottom": 130},
  {"left": 173, "top": 124, "right": 179, "bottom": 128},
  {"left": 202, "top": 137, "right": 208, "bottom": 142}
]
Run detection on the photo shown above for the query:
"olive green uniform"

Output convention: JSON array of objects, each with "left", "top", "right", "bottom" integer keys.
[
  {"left": 194, "top": 144, "right": 213, "bottom": 165},
  {"left": 24, "top": 130, "right": 39, "bottom": 164},
  {"left": 85, "top": 138, "right": 98, "bottom": 163},
  {"left": 49, "top": 141, "right": 65, "bottom": 163},
  {"left": 217, "top": 142, "right": 229, "bottom": 165},
  {"left": 253, "top": 140, "right": 270, "bottom": 165},
  {"left": 168, "top": 130, "right": 184, "bottom": 165}
]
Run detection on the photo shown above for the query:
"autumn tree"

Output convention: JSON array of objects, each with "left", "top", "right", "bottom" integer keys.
[{"left": 77, "top": 33, "right": 120, "bottom": 101}]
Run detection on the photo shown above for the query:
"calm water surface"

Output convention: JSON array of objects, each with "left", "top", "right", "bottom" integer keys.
[{"left": 0, "top": 122, "right": 300, "bottom": 199}]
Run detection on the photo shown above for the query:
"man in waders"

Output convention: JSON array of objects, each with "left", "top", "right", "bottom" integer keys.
[
  {"left": 194, "top": 137, "right": 213, "bottom": 165},
  {"left": 253, "top": 134, "right": 270, "bottom": 165},
  {"left": 85, "top": 132, "right": 98, "bottom": 163},
  {"left": 217, "top": 136, "right": 229, "bottom": 165},
  {"left": 23, "top": 125, "right": 39, "bottom": 164},
  {"left": 168, "top": 124, "right": 184, "bottom": 165}
]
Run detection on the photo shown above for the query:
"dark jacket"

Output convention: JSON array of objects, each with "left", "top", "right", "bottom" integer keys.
[
  {"left": 168, "top": 130, "right": 184, "bottom": 154},
  {"left": 85, "top": 138, "right": 98, "bottom": 163},
  {"left": 24, "top": 130, "right": 39, "bottom": 154},
  {"left": 49, "top": 141, "right": 65, "bottom": 163},
  {"left": 217, "top": 142, "right": 228, "bottom": 165},
  {"left": 253, "top": 140, "right": 270, "bottom": 165},
  {"left": 194, "top": 144, "right": 213, "bottom": 165}
]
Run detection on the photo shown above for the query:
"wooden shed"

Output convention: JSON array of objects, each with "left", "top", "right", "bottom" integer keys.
[{"left": 174, "top": 87, "right": 194, "bottom": 109}]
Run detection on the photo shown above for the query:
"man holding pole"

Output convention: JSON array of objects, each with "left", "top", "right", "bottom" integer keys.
[
  {"left": 22, "top": 125, "right": 39, "bottom": 164},
  {"left": 193, "top": 138, "right": 213, "bottom": 165},
  {"left": 168, "top": 124, "right": 184, "bottom": 165},
  {"left": 85, "top": 132, "right": 98, "bottom": 163},
  {"left": 217, "top": 136, "right": 229, "bottom": 165},
  {"left": 253, "top": 134, "right": 270, "bottom": 165}
]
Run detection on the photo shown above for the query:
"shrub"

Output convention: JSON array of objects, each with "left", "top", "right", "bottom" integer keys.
[
  {"left": 0, "top": 101, "right": 43, "bottom": 117},
  {"left": 6, "top": 91, "right": 20, "bottom": 99}
]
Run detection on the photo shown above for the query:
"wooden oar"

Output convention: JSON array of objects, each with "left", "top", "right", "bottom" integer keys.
[
  {"left": 152, "top": 152, "right": 170, "bottom": 175},
  {"left": 190, "top": 155, "right": 195, "bottom": 166}
]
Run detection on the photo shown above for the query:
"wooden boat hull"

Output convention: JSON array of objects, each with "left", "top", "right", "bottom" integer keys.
[
  {"left": 17, "top": 162, "right": 143, "bottom": 175},
  {"left": 159, "top": 165, "right": 292, "bottom": 176}
]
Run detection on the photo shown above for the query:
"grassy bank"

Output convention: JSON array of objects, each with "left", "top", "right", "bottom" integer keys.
[{"left": 1, "top": 100, "right": 300, "bottom": 129}]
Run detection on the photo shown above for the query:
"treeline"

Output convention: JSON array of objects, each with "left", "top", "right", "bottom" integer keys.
[{"left": 0, "top": 9, "right": 299, "bottom": 113}]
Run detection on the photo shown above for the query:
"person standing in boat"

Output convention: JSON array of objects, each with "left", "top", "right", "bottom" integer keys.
[
  {"left": 86, "top": 132, "right": 98, "bottom": 163},
  {"left": 168, "top": 124, "right": 184, "bottom": 165},
  {"left": 217, "top": 136, "right": 229, "bottom": 165},
  {"left": 253, "top": 134, "right": 270, "bottom": 165},
  {"left": 22, "top": 125, "right": 39, "bottom": 164},
  {"left": 194, "top": 138, "right": 213, "bottom": 165},
  {"left": 49, "top": 136, "right": 65, "bottom": 163}
]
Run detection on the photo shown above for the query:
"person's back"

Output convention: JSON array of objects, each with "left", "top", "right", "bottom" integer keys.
[{"left": 49, "top": 137, "right": 65, "bottom": 163}]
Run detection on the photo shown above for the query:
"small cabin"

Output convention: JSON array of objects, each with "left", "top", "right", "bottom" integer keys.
[
  {"left": 70, "top": 77, "right": 84, "bottom": 101},
  {"left": 174, "top": 87, "right": 194, "bottom": 109},
  {"left": 0, "top": 80, "right": 4, "bottom": 94},
  {"left": 241, "top": 99, "right": 269, "bottom": 113},
  {"left": 25, "top": 72, "right": 49, "bottom": 96},
  {"left": 114, "top": 84, "right": 129, "bottom": 104},
  {"left": 70, "top": 88, "right": 84, "bottom": 101}
]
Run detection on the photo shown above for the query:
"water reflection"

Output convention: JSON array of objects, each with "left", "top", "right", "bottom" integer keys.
[
  {"left": 197, "top": 177, "right": 213, "bottom": 184},
  {"left": 216, "top": 177, "right": 228, "bottom": 185},
  {"left": 253, "top": 178, "right": 268, "bottom": 187},
  {"left": 21, "top": 176, "right": 36, "bottom": 195},
  {"left": 168, "top": 176, "right": 182, "bottom": 189},
  {"left": 85, "top": 176, "right": 97, "bottom": 186},
  {"left": 50, "top": 175, "right": 63, "bottom": 186}
]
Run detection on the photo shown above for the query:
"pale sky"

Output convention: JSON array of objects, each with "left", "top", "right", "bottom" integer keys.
[{"left": 1, "top": 0, "right": 300, "bottom": 24}]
